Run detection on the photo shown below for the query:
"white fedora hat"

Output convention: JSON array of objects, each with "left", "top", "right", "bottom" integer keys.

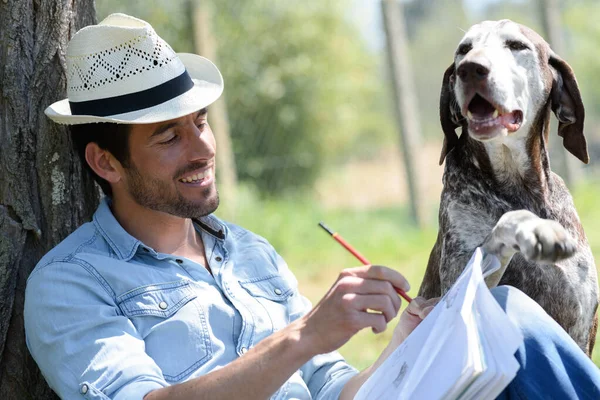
[{"left": 45, "top": 13, "right": 224, "bottom": 125}]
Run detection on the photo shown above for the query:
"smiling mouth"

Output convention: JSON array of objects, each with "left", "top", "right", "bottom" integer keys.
[
  {"left": 466, "top": 94, "right": 523, "bottom": 135},
  {"left": 178, "top": 169, "right": 211, "bottom": 183}
]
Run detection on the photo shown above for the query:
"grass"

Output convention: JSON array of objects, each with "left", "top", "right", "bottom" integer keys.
[
  {"left": 573, "top": 180, "right": 600, "bottom": 367},
  {"left": 226, "top": 181, "right": 600, "bottom": 371}
]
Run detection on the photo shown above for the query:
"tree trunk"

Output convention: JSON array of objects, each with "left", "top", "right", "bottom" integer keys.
[
  {"left": 0, "top": 1, "right": 97, "bottom": 398},
  {"left": 191, "top": 0, "right": 238, "bottom": 220},
  {"left": 381, "top": 0, "right": 425, "bottom": 228},
  {"left": 538, "top": 0, "right": 582, "bottom": 187}
]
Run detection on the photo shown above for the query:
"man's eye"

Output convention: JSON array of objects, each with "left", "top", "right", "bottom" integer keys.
[
  {"left": 506, "top": 40, "right": 529, "bottom": 51},
  {"left": 160, "top": 135, "right": 179, "bottom": 145},
  {"left": 196, "top": 122, "right": 207, "bottom": 130},
  {"left": 457, "top": 43, "right": 472, "bottom": 56}
]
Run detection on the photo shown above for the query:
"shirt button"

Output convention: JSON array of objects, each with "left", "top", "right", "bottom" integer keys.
[
  {"left": 80, "top": 384, "right": 89, "bottom": 394},
  {"left": 240, "top": 347, "right": 248, "bottom": 354},
  {"left": 175, "top": 259, "right": 183, "bottom": 264},
  {"left": 215, "top": 256, "right": 222, "bottom": 262},
  {"left": 159, "top": 301, "right": 168, "bottom": 310},
  {"left": 274, "top": 288, "right": 283, "bottom": 295}
]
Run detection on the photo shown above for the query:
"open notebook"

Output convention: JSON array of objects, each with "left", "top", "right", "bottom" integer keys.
[{"left": 355, "top": 248, "right": 524, "bottom": 400}]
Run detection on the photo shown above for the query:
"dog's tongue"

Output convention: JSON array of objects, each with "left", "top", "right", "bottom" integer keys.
[{"left": 500, "top": 111, "right": 522, "bottom": 132}]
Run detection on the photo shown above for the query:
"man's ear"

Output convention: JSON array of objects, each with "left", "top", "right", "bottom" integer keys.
[
  {"left": 549, "top": 52, "right": 589, "bottom": 164},
  {"left": 439, "top": 63, "right": 461, "bottom": 165},
  {"left": 84, "top": 142, "right": 123, "bottom": 184}
]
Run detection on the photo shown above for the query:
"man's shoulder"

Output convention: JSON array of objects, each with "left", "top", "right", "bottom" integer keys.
[{"left": 32, "top": 220, "right": 111, "bottom": 275}]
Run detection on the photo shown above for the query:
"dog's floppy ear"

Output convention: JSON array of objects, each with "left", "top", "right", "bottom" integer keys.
[
  {"left": 439, "top": 63, "right": 461, "bottom": 165},
  {"left": 549, "top": 52, "right": 589, "bottom": 164}
]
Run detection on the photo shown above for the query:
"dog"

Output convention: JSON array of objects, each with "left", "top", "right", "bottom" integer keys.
[{"left": 418, "top": 20, "right": 599, "bottom": 355}]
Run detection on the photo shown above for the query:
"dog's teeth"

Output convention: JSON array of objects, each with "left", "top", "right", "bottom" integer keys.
[
  {"left": 467, "top": 111, "right": 474, "bottom": 120},
  {"left": 492, "top": 109, "right": 499, "bottom": 119}
]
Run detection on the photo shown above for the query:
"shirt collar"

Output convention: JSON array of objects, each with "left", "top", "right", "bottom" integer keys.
[
  {"left": 92, "top": 197, "right": 227, "bottom": 261},
  {"left": 195, "top": 215, "right": 227, "bottom": 240}
]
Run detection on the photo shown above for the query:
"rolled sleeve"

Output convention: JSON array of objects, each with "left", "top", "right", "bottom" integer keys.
[
  {"left": 111, "top": 378, "right": 165, "bottom": 400},
  {"left": 25, "top": 261, "right": 169, "bottom": 400},
  {"left": 302, "top": 352, "right": 358, "bottom": 400}
]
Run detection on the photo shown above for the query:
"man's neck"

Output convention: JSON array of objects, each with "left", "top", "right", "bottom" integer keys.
[{"left": 110, "top": 194, "right": 203, "bottom": 257}]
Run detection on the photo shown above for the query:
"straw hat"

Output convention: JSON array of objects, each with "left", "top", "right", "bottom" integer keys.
[{"left": 45, "top": 13, "right": 223, "bottom": 125}]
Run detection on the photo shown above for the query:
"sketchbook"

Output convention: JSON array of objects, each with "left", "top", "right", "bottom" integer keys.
[{"left": 354, "top": 248, "right": 523, "bottom": 400}]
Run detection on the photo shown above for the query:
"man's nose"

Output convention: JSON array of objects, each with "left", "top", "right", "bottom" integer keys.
[
  {"left": 188, "top": 125, "right": 215, "bottom": 160},
  {"left": 457, "top": 59, "right": 490, "bottom": 82}
]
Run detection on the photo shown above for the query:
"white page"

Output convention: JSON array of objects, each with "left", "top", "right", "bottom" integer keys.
[
  {"left": 355, "top": 249, "right": 485, "bottom": 400},
  {"left": 407, "top": 312, "right": 479, "bottom": 400},
  {"left": 399, "top": 250, "right": 483, "bottom": 398},
  {"left": 353, "top": 302, "right": 450, "bottom": 400},
  {"left": 458, "top": 316, "right": 497, "bottom": 400},
  {"left": 470, "top": 281, "right": 522, "bottom": 398},
  {"left": 354, "top": 249, "right": 524, "bottom": 400},
  {"left": 459, "top": 264, "right": 523, "bottom": 400},
  {"left": 442, "top": 306, "right": 486, "bottom": 400}
]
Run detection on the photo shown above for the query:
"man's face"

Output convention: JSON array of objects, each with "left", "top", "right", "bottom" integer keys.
[{"left": 118, "top": 109, "right": 219, "bottom": 219}]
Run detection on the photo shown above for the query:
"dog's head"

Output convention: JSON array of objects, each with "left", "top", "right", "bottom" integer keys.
[{"left": 439, "top": 19, "right": 588, "bottom": 165}]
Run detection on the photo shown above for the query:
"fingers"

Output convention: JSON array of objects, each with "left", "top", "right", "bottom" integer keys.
[
  {"left": 420, "top": 305, "right": 435, "bottom": 319},
  {"left": 364, "top": 312, "right": 387, "bottom": 334},
  {"left": 313, "top": 265, "right": 412, "bottom": 341},
  {"left": 344, "top": 293, "right": 398, "bottom": 323},
  {"left": 338, "top": 276, "right": 402, "bottom": 312},
  {"left": 405, "top": 296, "right": 440, "bottom": 320},
  {"left": 340, "top": 265, "right": 411, "bottom": 293},
  {"left": 305, "top": 265, "right": 413, "bottom": 353},
  {"left": 404, "top": 297, "right": 425, "bottom": 318}
]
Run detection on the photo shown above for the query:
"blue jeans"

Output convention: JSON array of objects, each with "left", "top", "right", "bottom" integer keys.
[{"left": 493, "top": 286, "right": 600, "bottom": 399}]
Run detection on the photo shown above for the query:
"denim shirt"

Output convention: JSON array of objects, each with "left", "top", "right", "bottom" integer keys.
[{"left": 24, "top": 198, "right": 357, "bottom": 400}]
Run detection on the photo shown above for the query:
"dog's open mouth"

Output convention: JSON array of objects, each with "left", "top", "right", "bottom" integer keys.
[{"left": 466, "top": 94, "right": 523, "bottom": 136}]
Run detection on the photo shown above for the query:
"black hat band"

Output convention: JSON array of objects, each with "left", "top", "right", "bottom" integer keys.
[{"left": 69, "top": 70, "right": 194, "bottom": 117}]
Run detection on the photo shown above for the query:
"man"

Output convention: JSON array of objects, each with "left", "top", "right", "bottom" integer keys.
[{"left": 25, "top": 13, "right": 600, "bottom": 400}]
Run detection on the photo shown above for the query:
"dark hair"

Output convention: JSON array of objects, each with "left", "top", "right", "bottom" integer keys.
[{"left": 70, "top": 123, "right": 131, "bottom": 197}]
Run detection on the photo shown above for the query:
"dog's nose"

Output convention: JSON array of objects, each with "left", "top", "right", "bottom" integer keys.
[{"left": 457, "top": 61, "right": 490, "bottom": 82}]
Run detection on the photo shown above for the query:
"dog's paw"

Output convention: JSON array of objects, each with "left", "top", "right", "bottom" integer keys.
[{"left": 514, "top": 216, "right": 577, "bottom": 263}]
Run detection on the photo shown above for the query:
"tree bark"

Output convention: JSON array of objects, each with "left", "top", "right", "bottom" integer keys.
[
  {"left": 538, "top": 0, "right": 582, "bottom": 187},
  {"left": 191, "top": 0, "right": 238, "bottom": 220},
  {"left": 381, "top": 0, "right": 425, "bottom": 228},
  {"left": 0, "top": 1, "right": 97, "bottom": 398}
]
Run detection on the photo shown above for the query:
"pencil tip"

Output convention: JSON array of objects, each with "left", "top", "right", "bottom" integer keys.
[{"left": 318, "top": 221, "right": 334, "bottom": 235}]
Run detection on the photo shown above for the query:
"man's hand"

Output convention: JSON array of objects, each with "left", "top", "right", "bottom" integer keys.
[
  {"left": 391, "top": 296, "right": 440, "bottom": 348},
  {"left": 338, "top": 293, "right": 439, "bottom": 400},
  {"left": 300, "top": 265, "right": 411, "bottom": 355}
]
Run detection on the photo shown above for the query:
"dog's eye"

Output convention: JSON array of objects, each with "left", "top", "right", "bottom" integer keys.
[
  {"left": 457, "top": 43, "right": 472, "bottom": 56},
  {"left": 506, "top": 40, "right": 529, "bottom": 51}
]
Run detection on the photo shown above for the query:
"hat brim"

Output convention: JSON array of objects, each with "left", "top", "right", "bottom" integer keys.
[{"left": 44, "top": 53, "right": 224, "bottom": 125}]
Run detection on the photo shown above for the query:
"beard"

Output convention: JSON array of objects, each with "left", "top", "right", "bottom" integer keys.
[{"left": 123, "top": 162, "right": 219, "bottom": 219}]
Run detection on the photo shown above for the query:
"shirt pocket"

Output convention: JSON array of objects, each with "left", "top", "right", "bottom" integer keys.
[
  {"left": 239, "top": 274, "right": 295, "bottom": 332},
  {"left": 116, "top": 280, "right": 213, "bottom": 383}
]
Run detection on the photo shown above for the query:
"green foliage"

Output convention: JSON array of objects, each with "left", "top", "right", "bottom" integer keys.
[
  {"left": 96, "top": 0, "right": 194, "bottom": 52},
  {"left": 404, "top": 0, "right": 471, "bottom": 139},
  {"left": 212, "top": 0, "right": 395, "bottom": 194},
  {"left": 479, "top": 0, "right": 541, "bottom": 29},
  {"left": 563, "top": 1, "right": 600, "bottom": 130}
]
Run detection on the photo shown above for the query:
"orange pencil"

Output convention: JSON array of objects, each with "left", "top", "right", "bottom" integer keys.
[{"left": 318, "top": 222, "right": 413, "bottom": 303}]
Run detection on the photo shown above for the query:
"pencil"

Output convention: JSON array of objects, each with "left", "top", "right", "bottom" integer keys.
[{"left": 318, "top": 222, "right": 413, "bottom": 303}]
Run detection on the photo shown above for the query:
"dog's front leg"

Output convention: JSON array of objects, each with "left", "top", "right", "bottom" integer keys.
[{"left": 482, "top": 210, "right": 577, "bottom": 288}]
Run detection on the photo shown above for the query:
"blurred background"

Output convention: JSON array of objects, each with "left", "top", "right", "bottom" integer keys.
[{"left": 97, "top": 0, "right": 600, "bottom": 367}]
